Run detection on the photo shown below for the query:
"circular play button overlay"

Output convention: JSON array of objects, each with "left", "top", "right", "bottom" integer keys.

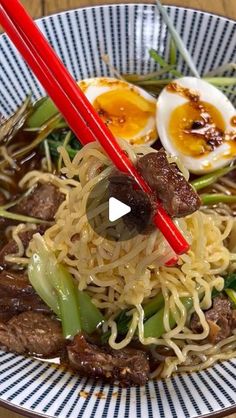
[{"left": 86, "top": 176, "right": 152, "bottom": 241}]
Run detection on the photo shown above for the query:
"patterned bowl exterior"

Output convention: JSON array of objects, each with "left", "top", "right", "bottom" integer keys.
[{"left": 0, "top": 4, "right": 236, "bottom": 418}]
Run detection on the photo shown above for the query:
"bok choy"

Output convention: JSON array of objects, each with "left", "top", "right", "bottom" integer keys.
[
  {"left": 102, "top": 292, "right": 165, "bottom": 342},
  {"left": 28, "top": 234, "right": 103, "bottom": 338},
  {"left": 26, "top": 96, "right": 62, "bottom": 129},
  {"left": 212, "top": 273, "right": 236, "bottom": 307},
  {"left": 144, "top": 297, "right": 193, "bottom": 338}
]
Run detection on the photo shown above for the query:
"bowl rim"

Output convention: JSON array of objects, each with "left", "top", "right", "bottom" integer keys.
[
  {"left": 37, "top": 3, "right": 236, "bottom": 26},
  {"left": 1, "top": 1, "right": 235, "bottom": 39},
  {"left": 0, "top": 3, "right": 235, "bottom": 418},
  {"left": 1, "top": 391, "right": 236, "bottom": 418}
]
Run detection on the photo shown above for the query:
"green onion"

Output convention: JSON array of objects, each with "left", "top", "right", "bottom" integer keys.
[
  {"left": 144, "top": 297, "right": 192, "bottom": 338},
  {"left": 149, "top": 49, "right": 170, "bottom": 67},
  {"left": 204, "top": 77, "right": 236, "bottom": 86},
  {"left": 169, "top": 38, "right": 177, "bottom": 66},
  {"left": 44, "top": 139, "right": 52, "bottom": 172},
  {"left": 0, "top": 209, "right": 51, "bottom": 224},
  {"left": 27, "top": 97, "right": 60, "bottom": 128},
  {"left": 191, "top": 165, "right": 236, "bottom": 191},
  {"left": 0, "top": 113, "right": 62, "bottom": 170},
  {"left": 149, "top": 49, "right": 182, "bottom": 77},
  {"left": 124, "top": 65, "right": 176, "bottom": 82},
  {"left": 0, "top": 96, "right": 32, "bottom": 144},
  {"left": 0, "top": 186, "right": 35, "bottom": 212},
  {"left": 201, "top": 194, "right": 236, "bottom": 206},
  {"left": 218, "top": 87, "right": 236, "bottom": 96},
  {"left": 78, "top": 290, "right": 104, "bottom": 334},
  {"left": 134, "top": 78, "right": 171, "bottom": 86},
  {"left": 133, "top": 77, "right": 236, "bottom": 88},
  {"left": 156, "top": 0, "right": 200, "bottom": 78},
  {"left": 204, "top": 62, "right": 236, "bottom": 77}
]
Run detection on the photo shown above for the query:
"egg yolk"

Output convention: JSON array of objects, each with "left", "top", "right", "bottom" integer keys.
[
  {"left": 93, "top": 88, "right": 156, "bottom": 142},
  {"left": 168, "top": 101, "right": 226, "bottom": 157}
]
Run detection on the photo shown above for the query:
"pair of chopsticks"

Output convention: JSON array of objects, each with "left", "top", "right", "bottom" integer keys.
[{"left": 0, "top": 0, "right": 189, "bottom": 261}]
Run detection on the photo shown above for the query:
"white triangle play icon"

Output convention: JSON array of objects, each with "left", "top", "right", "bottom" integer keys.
[{"left": 108, "top": 197, "right": 131, "bottom": 222}]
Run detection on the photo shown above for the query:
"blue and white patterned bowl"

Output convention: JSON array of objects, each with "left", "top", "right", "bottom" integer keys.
[{"left": 0, "top": 4, "right": 236, "bottom": 418}]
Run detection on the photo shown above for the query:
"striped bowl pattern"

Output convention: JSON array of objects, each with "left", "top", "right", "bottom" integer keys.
[{"left": 0, "top": 4, "right": 236, "bottom": 418}]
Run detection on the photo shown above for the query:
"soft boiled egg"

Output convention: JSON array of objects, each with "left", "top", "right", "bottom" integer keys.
[
  {"left": 156, "top": 77, "right": 236, "bottom": 174},
  {"left": 78, "top": 77, "right": 157, "bottom": 145}
]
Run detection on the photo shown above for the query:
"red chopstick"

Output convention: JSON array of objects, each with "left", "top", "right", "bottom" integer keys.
[{"left": 0, "top": 0, "right": 189, "bottom": 256}]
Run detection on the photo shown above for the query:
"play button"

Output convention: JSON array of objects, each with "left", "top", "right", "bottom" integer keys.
[
  {"left": 108, "top": 197, "right": 131, "bottom": 222},
  {"left": 85, "top": 177, "right": 143, "bottom": 241}
]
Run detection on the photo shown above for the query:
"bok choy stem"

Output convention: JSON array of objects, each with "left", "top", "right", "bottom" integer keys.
[
  {"left": 28, "top": 251, "right": 60, "bottom": 316},
  {"left": 102, "top": 292, "right": 165, "bottom": 341},
  {"left": 225, "top": 289, "right": 236, "bottom": 307},
  {"left": 28, "top": 235, "right": 103, "bottom": 338},
  {"left": 143, "top": 292, "right": 164, "bottom": 318},
  {"left": 144, "top": 297, "right": 193, "bottom": 338},
  {"left": 48, "top": 264, "right": 82, "bottom": 339},
  {"left": 78, "top": 290, "right": 104, "bottom": 334},
  {"left": 28, "top": 237, "right": 81, "bottom": 339},
  {"left": 27, "top": 96, "right": 60, "bottom": 128}
]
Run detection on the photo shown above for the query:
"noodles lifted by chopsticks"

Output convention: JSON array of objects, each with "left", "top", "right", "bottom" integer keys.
[{"left": 12, "top": 139, "right": 235, "bottom": 378}]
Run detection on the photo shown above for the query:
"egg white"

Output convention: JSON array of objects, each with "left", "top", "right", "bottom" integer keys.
[
  {"left": 78, "top": 77, "right": 157, "bottom": 145},
  {"left": 156, "top": 77, "right": 236, "bottom": 174}
]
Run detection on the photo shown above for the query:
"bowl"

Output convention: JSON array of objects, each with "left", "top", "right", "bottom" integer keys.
[{"left": 0, "top": 4, "right": 236, "bottom": 418}]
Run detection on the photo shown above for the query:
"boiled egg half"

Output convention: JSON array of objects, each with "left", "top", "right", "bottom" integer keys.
[
  {"left": 78, "top": 77, "right": 157, "bottom": 145},
  {"left": 156, "top": 77, "right": 236, "bottom": 174}
]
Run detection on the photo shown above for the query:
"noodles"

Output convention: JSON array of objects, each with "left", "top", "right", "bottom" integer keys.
[
  {"left": 0, "top": 145, "right": 18, "bottom": 169},
  {"left": 4, "top": 223, "right": 36, "bottom": 265},
  {"left": 11, "top": 140, "right": 236, "bottom": 378}
]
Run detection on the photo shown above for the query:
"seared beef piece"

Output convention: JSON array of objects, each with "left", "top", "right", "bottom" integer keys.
[
  {"left": 108, "top": 172, "right": 152, "bottom": 232},
  {"left": 109, "top": 150, "right": 200, "bottom": 227},
  {"left": 0, "top": 192, "right": 6, "bottom": 206},
  {"left": 0, "top": 194, "right": 9, "bottom": 240},
  {"left": 0, "top": 311, "right": 64, "bottom": 356},
  {"left": 190, "top": 295, "right": 234, "bottom": 344},
  {"left": 227, "top": 168, "right": 236, "bottom": 182},
  {"left": 13, "top": 183, "right": 64, "bottom": 221},
  {"left": 232, "top": 310, "right": 236, "bottom": 329},
  {"left": 0, "top": 270, "right": 51, "bottom": 321},
  {"left": 0, "top": 224, "right": 47, "bottom": 268},
  {"left": 0, "top": 271, "right": 34, "bottom": 297},
  {"left": 137, "top": 150, "right": 201, "bottom": 217},
  {"left": 66, "top": 334, "right": 150, "bottom": 386}
]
